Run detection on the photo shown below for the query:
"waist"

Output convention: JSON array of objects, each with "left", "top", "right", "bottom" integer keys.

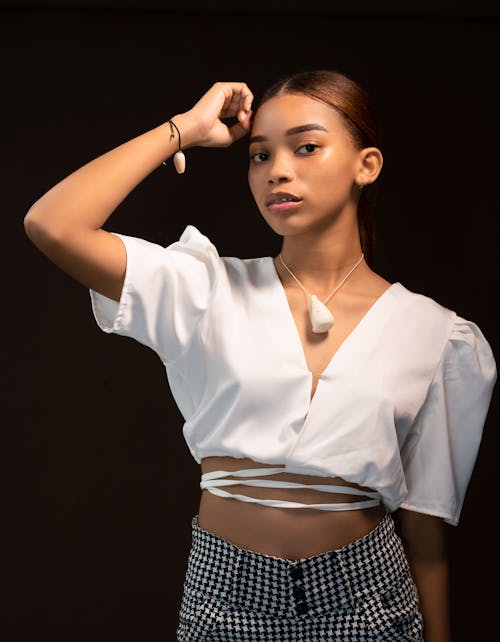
[
  {"left": 200, "top": 467, "right": 384, "bottom": 511},
  {"left": 198, "top": 465, "right": 387, "bottom": 557},
  {"left": 186, "top": 509, "right": 410, "bottom": 618}
]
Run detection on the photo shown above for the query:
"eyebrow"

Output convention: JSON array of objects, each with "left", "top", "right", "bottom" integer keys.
[{"left": 248, "top": 123, "right": 328, "bottom": 145}]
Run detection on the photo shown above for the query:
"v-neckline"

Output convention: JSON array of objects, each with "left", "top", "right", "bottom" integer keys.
[{"left": 266, "top": 256, "right": 400, "bottom": 411}]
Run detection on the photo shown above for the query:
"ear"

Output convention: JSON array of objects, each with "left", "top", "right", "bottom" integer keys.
[{"left": 355, "top": 147, "right": 383, "bottom": 186}]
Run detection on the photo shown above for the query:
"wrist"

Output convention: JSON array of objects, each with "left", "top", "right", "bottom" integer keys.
[{"left": 169, "top": 111, "right": 205, "bottom": 150}]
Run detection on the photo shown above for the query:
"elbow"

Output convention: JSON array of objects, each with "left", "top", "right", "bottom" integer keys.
[
  {"left": 24, "top": 207, "right": 45, "bottom": 242},
  {"left": 24, "top": 208, "right": 41, "bottom": 242},
  {"left": 24, "top": 201, "right": 46, "bottom": 233},
  {"left": 24, "top": 209, "right": 38, "bottom": 239},
  {"left": 24, "top": 208, "right": 62, "bottom": 249}
]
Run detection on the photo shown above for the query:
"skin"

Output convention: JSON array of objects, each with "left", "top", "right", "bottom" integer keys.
[
  {"left": 199, "top": 97, "right": 391, "bottom": 564},
  {"left": 24, "top": 77, "right": 450, "bottom": 639},
  {"left": 247, "top": 92, "right": 382, "bottom": 288},
  {"left": 203, "top": 92, "right": 451, "bottom": 641}
]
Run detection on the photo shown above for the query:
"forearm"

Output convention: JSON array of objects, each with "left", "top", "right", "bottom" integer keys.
[
  {"left": 24, "top": 111, "right": 200, "bottom": 236},
  {"left": 401, "top": 536, "right": 451, "bottom": 642}
]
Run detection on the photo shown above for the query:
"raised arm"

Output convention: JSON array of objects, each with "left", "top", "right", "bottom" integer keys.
[{"left": 23, "top": 82, "right": 254, "bottom": 302}]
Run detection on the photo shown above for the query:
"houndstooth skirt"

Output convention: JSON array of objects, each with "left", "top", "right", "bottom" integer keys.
[{"left": 176, "top": 509, "right": 424, "bottom": 641}]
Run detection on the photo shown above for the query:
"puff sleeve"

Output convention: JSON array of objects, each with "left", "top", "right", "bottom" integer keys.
[
  {"left": 399, "top": 315, "right": 497, "bottom": 526},
  {"left": 88, "top": 224, "right": 221, "bottom": 364}
]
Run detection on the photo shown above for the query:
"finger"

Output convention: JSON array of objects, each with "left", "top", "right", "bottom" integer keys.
[
  {"left": 238, "top": 107, "right": 253, "bottom": 127},
  {"left": 227, "top": 121, "right": 247, "bottom": 144},
  {"left": 222, "top": 92, "right": 245, "bottom": 119},
  {"left": 238, "top": 87, "right": 253, "bottom": 117},
  {"left": 228, "top": 110, "right": 253, "bottom": 143},
  {"left": 220, "top": 83, "right": 253, "bottom": 119},
  {"left": 239, "top": 89, "right": 254, "bottom": 120},
  {"left": 220, "top": 90, "right": 234, "bottom": 116},
  {"left": 222, "top": 82, "right": 253, "bottom": 107},
  {"left": 239, "top": 99, "right": 252, "bottom": 123}
]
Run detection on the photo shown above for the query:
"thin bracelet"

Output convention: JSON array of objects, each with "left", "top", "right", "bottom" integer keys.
[{"left": 162, "top": 118, "right": 186, "bottom": 174}]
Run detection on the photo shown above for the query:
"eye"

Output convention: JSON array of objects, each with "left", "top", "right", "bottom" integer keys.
[
  {"left": 249, "top": 151, "right": 269, "bottom": 163},
  {"left": 298, "top": 143, "right": 319, "bottom": 154},
  {"left": 249, "top": 143, "right": 320, "bottom": 163}
]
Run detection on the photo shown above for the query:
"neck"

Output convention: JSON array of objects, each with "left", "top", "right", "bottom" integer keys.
[{"left": 275, "top": 219, "right": 369, "bottom": 294}]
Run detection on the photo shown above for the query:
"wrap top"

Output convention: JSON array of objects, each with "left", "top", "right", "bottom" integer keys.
[{"left": 89, "top": 224, "right": 497, "bottom": 525}]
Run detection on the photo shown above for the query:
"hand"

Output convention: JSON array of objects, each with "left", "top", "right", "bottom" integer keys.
[{"left": 184, "top": 81, "right": 254, "bottom": 148}]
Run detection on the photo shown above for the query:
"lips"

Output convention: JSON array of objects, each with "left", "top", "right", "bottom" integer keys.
[{"left": 265, "top": 191, "right": 302, "bottom": 206}]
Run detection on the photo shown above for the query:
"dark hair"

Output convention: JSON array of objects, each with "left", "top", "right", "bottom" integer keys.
[{"left": 255, "top": 70, "right": 382, "bottom": 269}]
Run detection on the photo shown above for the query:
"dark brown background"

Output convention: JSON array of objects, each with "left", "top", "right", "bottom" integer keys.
[{"left": 4, "top": 1, "right": 499, "bottom": 640}]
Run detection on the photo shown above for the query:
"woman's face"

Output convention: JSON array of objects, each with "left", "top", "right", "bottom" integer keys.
[{"left": 247, "top": 93, "right": 366, "bottom": 237}]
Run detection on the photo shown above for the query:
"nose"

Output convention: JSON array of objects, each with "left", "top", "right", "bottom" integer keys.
[{"left": 266, "top": 150, "right": 294, "bottom": 184}]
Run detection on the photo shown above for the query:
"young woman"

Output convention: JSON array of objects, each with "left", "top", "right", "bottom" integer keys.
[{"left": 24, "top": 70, "right": 497, "bottom": 642}]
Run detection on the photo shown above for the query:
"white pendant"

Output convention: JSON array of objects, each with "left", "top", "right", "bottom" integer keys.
[
  {"left": 309, "top": 295, "right": 335, "bottom": 333},
  {"left": 173, "top": 150, "right": 186, "bottom": 174}
]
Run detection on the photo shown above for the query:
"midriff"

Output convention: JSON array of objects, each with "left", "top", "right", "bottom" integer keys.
[{"left": 198, "top": 455, "right": 386, "bottom": 560}]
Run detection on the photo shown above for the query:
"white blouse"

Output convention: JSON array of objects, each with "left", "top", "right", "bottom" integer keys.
[{"left": 89, "top": 225, "right": 497, "bottom": 526}]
